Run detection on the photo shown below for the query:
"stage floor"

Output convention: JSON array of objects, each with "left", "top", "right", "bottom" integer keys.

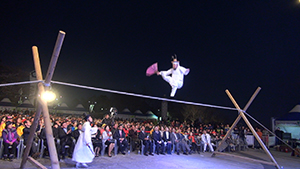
[{"left": 1, "top": 148, "right": 299, "bottom": 169}]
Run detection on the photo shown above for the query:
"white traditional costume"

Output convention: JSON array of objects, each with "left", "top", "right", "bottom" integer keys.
[
  {"left": 201, "top": 132, "right": 214, "bottom": 152},
  {"left": 72, "top": 119, "right": 98, "bottom": 167},
  {"left": 159, "top": 56, "right": 189, "bottom": 97}
]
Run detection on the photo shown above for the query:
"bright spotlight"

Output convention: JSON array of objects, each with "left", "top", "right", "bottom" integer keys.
[{"left": 41, "top": 91, "right": 56, "bottom": 102}]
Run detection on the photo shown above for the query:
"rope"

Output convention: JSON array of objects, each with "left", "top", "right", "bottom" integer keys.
[
  {"left": 0, "top": 79, "right": 237, "bottom": 110},
  {"left": 243, "top": 110, "right": 298, "bottom": 153},
  {"left": 51, "top": 80, "right": 237, "bottom": 111},
  {"left": 0, "top": 80, "right": 43, "bottom": 87}
]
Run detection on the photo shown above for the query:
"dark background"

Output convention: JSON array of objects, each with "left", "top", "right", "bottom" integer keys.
[{"left": 1, "top": 1, "right": 299, "bottom": 126}]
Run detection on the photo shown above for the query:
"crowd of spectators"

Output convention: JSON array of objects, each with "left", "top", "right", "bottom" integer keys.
[{"left": 0, "top": 109, "right": 272, "bottom": 162}]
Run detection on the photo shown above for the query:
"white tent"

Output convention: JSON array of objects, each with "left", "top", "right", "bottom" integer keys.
[
  {"left": 145, "top": 111, "right": 158, "bottom": 120},
  {"left": 115, "top": 108, "right": 135, "bottom": 120},
  {"left": 73, "top": 104, "right": 88, "bottom": 115},
  {"left": 17, "top": 100, "right": 35, "bottom": 112},
  {"left": 51, "top": 103, "right": 71, "bottom": 114},
  {"left": 275, "top": 104, "right": 300, "bottom": 140},
  {"left": 134, "top": 110, "right": 145, "bottom": 119},
  {"left": 0, "top": 98, "right": 15, "bottom": 111},
  {"left": 49, "top": 103, "right": 87, "bottom": 115}
]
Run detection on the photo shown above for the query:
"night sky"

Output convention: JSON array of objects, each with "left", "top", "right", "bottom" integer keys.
[{"left": 1, "top": 1, "right": 300, "bottom": 126}]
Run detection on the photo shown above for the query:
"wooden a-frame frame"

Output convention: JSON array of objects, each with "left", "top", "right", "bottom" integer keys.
[
  {"left": 212, "top": 87, "right": 281, "bottom": 169},
  {"left": 20, "top": 31, "right": 65, "bottom": 169}
]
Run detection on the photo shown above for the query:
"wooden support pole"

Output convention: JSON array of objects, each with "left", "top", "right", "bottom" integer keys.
[
  {"left": 21, "top": 30, "right": 65, "bottom": 169},
  {"left": 225, "top": 89, "right": 281, "bottom": 169},
  {"left": 213, "top": 113, "right": 242, "bottom": 153},
  {"left": 28, "top": 156, "right": 48, "bottom": 169},
  {"left": 39, "top": 88, "right": 60, "bottom": 169},
  {"left": 44, "top": 30, "right": 65, "bottom": 86},
  {"left": 213, "top": 87, "right": 261, "bottom": 153},
  {"left": 41, "top": 31, "right": 65, "bottom": 169},
  {"left": 20, "top": 47, "right": 47, "bottom": 169}
]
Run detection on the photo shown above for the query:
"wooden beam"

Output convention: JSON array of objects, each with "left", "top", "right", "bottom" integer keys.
[
  {"left": 44, "top": 30, "right": 65, "bottom": 86},
  {"left": 213, "top": 87, "right": 261, "bottom": 153},
  {"left": 225, "top": 89, "right": 281, "bottom": 169},
  {"left": 20, "top": 47, "right": 46, "bottom": 169},
  {"left": 28, "top": 156, "right": 48, "bottom": 169},
  {"left": 20, "top": 30, "right": 65, "bottom": 169},
  {"left": 40, "top": 30, "right": 65, "bottom": 169}
]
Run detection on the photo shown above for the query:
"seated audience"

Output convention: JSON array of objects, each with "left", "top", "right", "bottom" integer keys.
[
  {"left": 58, "top": 121, "right": 75, "bottom": 160},
  {"left": 152, "top": 126, "right": 165, "bottom": 155},
  {"left": 138, "top": 126, "right": 154, "bottom": 156},
  {"left": 93, "top": 124, "right": 102, "bottom": 157},
  {"left": 177, "top": 128, "right": 191, "bottom": 155},
  {"left": 128, "top": 125, "right": 139, "bottom": 152},
  {"left": 22, "top": 120, "right": 39, "bottom": 157},
  {"left": 201, "top": 130, "right": 214, "bottom": 152},
  {"left": 163, "top": 127, "right": 172, "bottom": 154},
  {"left": 102, "top": 125, "right": 115, "bottom": 157},
  {"left": 171, "top": 128, "right": 181, "bottom": 155},
  {"left": 0, "top": 116, "right": 7, "bottom": 137},
  {"left": 188, "top": 132, "right": 198, "bottom": 153},
  {"left": 2, "top": 121, "right": 19, "bottom": 160},
  {"left": 113, "top": 124, "right": 128, "bottom": 155}
]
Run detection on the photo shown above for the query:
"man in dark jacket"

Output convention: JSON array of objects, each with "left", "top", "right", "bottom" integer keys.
[
  {"left": 128, "top": 125, "right": 138, "bottom": 152},
  {"left": 58, "top": 121, "right": 75, "bottom": 159},
  {"left": 22, "top": 120, "right": 39, "bottom": 157},
  {"left": 39, "top": 122, "right": 61, "bottom": 159},
  {"left": 138, "top": 126, "right": 154, "bottom": 156},
  {"left": 102, "top": 114, "right": 113, "bottom": 127},
  {"left": 152, "top": 126, "right": 165, "bottom": 155},
  {"left": 113, "top": 124, "right": 128, "bottom": 155},
  {"left": 163, "top": 127, "right": 172, "bottom": 154}
]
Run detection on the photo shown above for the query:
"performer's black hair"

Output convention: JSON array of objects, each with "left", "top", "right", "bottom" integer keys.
[{"left": 172, "top": 54, "right": 177, "bottom": 60}]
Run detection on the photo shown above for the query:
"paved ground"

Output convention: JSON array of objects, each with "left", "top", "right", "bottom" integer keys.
[{"left": 1, "top": 148, "right": 299, "bottom": 169}]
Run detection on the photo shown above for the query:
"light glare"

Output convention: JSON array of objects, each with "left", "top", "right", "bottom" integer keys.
[{"left": 41, "top": 91, "right": 56, "bottom": 102}]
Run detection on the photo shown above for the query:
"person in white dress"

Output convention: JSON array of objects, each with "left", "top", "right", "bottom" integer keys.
[
  {"left": 72, "top": 115, "right": 98, "bottom": 168},
  {"left": 157, "top": 55, "right": 190, "bottom": 97}
]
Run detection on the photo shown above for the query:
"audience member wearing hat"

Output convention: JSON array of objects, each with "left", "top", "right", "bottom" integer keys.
[{"left": 0, "top": 116, "right": 16, "bottom": 138}]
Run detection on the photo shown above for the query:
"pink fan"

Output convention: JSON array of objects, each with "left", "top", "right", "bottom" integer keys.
[{"left": 146, "top": 62, "right": 158, "bottom": 76}]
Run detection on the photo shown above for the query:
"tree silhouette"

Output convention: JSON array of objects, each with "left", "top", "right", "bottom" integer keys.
[
  {"left": 181, "top": 105, "right": 224, "bottom": 124},
  {"left": 0, "top": 62, "right": 29, "bottom": 103}
]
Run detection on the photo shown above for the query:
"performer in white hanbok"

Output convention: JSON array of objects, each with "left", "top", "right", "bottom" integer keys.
[
  {"left": 72, "top": 115, "right": 98, "bottom": 168},
  {"left": 157, "top": 55, "right": 190, "bottom": 97},
  {"left": 201, "top": 130, "right": 214, "bottom": 152}
]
